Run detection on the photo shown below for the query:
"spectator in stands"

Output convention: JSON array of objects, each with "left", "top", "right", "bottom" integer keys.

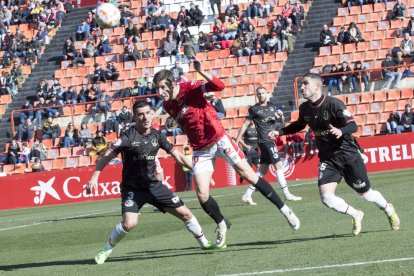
[
  {"left": 89, "top": 130, "right": 107, "bottom": 157},
  {"left": 177, "top": 71, "right": 188, "bottom": 83},
  {"left": 351, "top": 61, "right": 369, "bottom": 92},
  {"left": 42, "top": 116, "right": 60, "bottom": 145},
  {"left": 49, "top": 78, "right": 63, "bottom": 101},
  {"left": 124, "top": 20, "right": 140, "bottom": 44},
  {"left": 338, "top": 61, "right": 354, "bottom": 93},
  {"left": 396, "top": 104, "right": 414, "bottom": 133},
  {"left": 20, "top": 100, "right": 34, "bottom": 124},
  {"left": 182, "top": 146, "right": 193, "bottom": 191},
  {"left": 405, "top": 16, "right": 414, "bottom": 36},
  {"left": 17, "top": 118, "right": 34, "bottom": 142},
  {"left": 62, "top": 86, "right": 78, "bottom": 105},
  {"left": 82, "top": 40, "right": 95, "bottom": 58},
  {"left": 345, "top": 22, "right": 364, "bottom": 44},
  {"left": 143, "top": 82, "right": 162, "bottom": 109},
  {"left": 166, "top": 23, "right": 180, "bottom": 44},
  {"left": 11, "top": 6, "right": 26, "bottom": 25},
  {"left": 34, "top": 97, "right": 47, "bottom": 128},
  {"left": 6, "top": 139, "right": 21, "bottom": 165},
  {"left": 212, "top": 18, "right": 226, "bottom": 42},
  {"left": 36, "top": 79, "right": 48, "bottom": 101},
  {"left": 223, "top": 16, "right": 238, "bottom": 41},
  {"left": 25, "top": 47, "right": 36, "bottom": 66},
  {"left": 161, "top": 116, "right": 182, "bottom": 143},
  {"left": 31, "top": 157, "right": 45, "bottom": 172},
  {"left": 92, "top": 63, "right": 107, "bottom": 83},
  {"left": 95, "top": 35, "right": 111, "bottom": 56},
  {"left": 382, "top": 53, "right": 402, "bottom": 90},
  {"left": 0, "top": 52, "right": 12, "bottom": 69},
  {"left": 198, "top": 31, "right": 211, "bottom": 51},
  {"left": 178, "top": 24, "right": 191, "bottom": 45},
  {"left": 104, "top": 112, "right": 119, "bottom": 133},
  {"left": 170, "top": 61, "right": 183, "bottom": 81},
  {"left": 75, "top": 19, "right": 90, "bottom": 41},
  {"left": 289, "top": 132, "right": 305, "bottom": 158},
  {"left": 30, "top": 138, "right": 47, "bottom": 161},
  {"left": 327, "top": 64, "right": 341, "bottom": 96},
  {"left": 154, "top": 10, "right": 171, "bottom": 31},
  {"left": 62, "top": 122, "right": 79, "bottom": 148},
  {"left": 105, "top": 61, "right": 119, "bottom": 81},
  {"left": 79, "top": 122, "right": 92, "bottom": 151},
  {"left": 237, "top": 16, "right": 252, "bottom": 37},
  {"left": 292, "top": 1, "right": 304, "bottom": 24},
  {"left": 12, "top": 63, "right": 24, "bottom": 89},
  {"left": 336, "top": 26, "right": 346, "bottom": 45},
  {"left": 320, "top": 24, "right": 335, "bottom": 46},
  {"left": 92, "top": 91, "right": 111, "bottom": 120},
  {"left": 123, "top": 39, "right": 141, "bottom": 66},
  {"left": 225, "top": 0, "right": 239, "bottom": 22},
  {"left": 144, "top": 10, "right": 156, "bottom": 31},
  {"left": 345, "top": 0, "right": 363, "bottom": 11},
  {"left": 71, "top": 49, "right": 86, "bottom": 67},
  {"left": 182, "top": 32, "right": 196, "bottom": 61},
  {"left": 176, "top": 6, "right": 191, "bottom": 27},
  {"left": 62, "top": 38, "right": 76, "bottom": 60},
  {"left": 266, "top": 32, "right": 279, "bottom": 53},
  {"left": 305, "top": 129, "right": 318, "bottom": 155},
  {"left": 117, "top": 106, "right": 132, "bottom": 125},
  {"left": 205, "top": 92, "right": 225, "bottom": 119},
  {"left": 281, "top": 2, "right": 292, "bottom": 22},
  {"left": 45, "top": 95, "right": 60, "bottom": 118},
  {"left": 187, "top": 3, "right": 204, "bottom": 27},
  {"left": 35, "top": 25, "right": 49, "bottom": 46},
  {"left": 285, "top": 18, "right": 298, "bottom": 52},
  {"left": 120, "top": 6, "right": 134, "bottom": 26},
  {"left": 131, "top": 80, "right": 142, "bottom": 96},
  {"left": 0, "top": 72, "right": 8, "bottom": 95},
  {"left": 30, "top": 2, "right": 44, "bottom": 23},
  {"left": 399, "top": 32, "right": 414, "bottom": 60},
  {"left": 18, "top": 142, "right": 31, "bottom": 167},
  {"left": 386, "top": 111, "right": 400, "bottom": 134},
  {"left": 143, "top": 0, "right": 163, "bottom": 17},
  {"left": 388, "top": 0, "right": 406, "bottom": 24},
  {"left": 246, "top": 0, "right": 262, "bottom": 19},
  {"left": 162, "top": 33, "right": 177, "bottom": 57},
  {"left": 210, "top": 0, "right": 221, "bottom": 15}
]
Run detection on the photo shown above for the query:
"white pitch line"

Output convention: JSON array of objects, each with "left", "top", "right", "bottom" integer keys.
[{"left": 218, "top": 257, "right": 414, "bottom": 276}]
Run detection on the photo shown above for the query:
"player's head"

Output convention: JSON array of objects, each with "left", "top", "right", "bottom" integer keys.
[
  {"left": 255, "top": 86, "right": 267, "bottom": 104},
  {"left": 301, "top": 73, "right": 323, "bottom": 102},
  {"left": 133, "top": 100, "right": 153, "bottom": 130},
  {"left": 153, "top": 69, "right": 179, "bottom": 101}
]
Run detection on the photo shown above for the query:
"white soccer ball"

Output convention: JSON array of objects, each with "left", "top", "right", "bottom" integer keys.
[{"left": 95, "top": 3, "right": 121, "bottom": 28}]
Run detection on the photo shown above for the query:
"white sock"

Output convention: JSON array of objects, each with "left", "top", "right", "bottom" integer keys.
[
  {"left": 185, "top": 216, "right": 209, "bottom": 247},
  {"left": 276, "top": 169, "right": 291, "bottom": 197},
  {"left": 280, "top": 204, "right": 290, "bottom": 215},
  {"left": 361, "top": 189, "right": 393, "bottom": 216},
  {"left": 244, "top": 184, "right": 256, "bottom": 198},
  {"left": 103, "top": 223, "right": 128, "bottom": 252},
  {"left": 321, "top": 194, "right": 360, "bottom": 217}
]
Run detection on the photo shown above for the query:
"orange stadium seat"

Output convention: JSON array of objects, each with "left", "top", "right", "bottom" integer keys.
[
  {"left": 52, "top": 158, "right": 65, "bottom": 170},
  {"left": 65, "top": 157, "right": 78, "bottom": 168},
  {"left": 400, "top": 88, "right": 413, "bottom": 99},
  {"left": 366, "top": 113, "right": 380, "bottom": 124},
  {"left": 232, "top": 117, "right": 245, "bottom": 128},
  {"left": 387, "top": 89, "right": 401, "bottom": 100},
  {"left": 397, "top": 99, "right": 411, "bottom": 110},
  {"left": 361, "top": 124, "right": 375, "bottom": 136},
  {"left": 383, "top": 101, "right": 397, "bottom": 112},
  {"left": 370, "top": 102, "right": 383, "bottom": 113}
]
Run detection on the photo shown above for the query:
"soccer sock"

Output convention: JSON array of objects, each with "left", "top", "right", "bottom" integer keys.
[
  {"left": 184, "top": 215, "right": 209, "bottom": 247},
  {"left": 243, "top": 184, "right": 256, "bottom": 198},
  {"left": 200, "top": 196, "right": 225, "bottom": 224},
  {"left": 276, "top": 169, "right": 291, "bottom": 197},
  {"left": 360, "top": 189, "right": 393, "bottom": 216},
  {"left": 103, "top": 223, "right": 128, "bottom": 252},
  {"left": 321, "top": 193, "right": 360, "bottom": 217},
  {"left": 254, "top": 177, "right": 284, "bottom": 209}
]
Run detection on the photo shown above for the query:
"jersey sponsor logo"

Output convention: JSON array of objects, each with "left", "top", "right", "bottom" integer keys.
[
  {"left": 323, "top": 110, "right": 330, "bottom": 120},
  {"left": 314, "top": 130, "right": 331, "bottom": 137},
  {"left": 134, "top": 155, "right": 155, "bottom": 160},
  {"left": 132, "top": 141, "right": 141, "bottom": 146},
  {"left": 361, "top": 143, "right": 414, "bottom": 164},
  {"left": 260, "top": 117, "right": 274, "bottom": 123},
  {"left": 352, "top": 180, "right": 366, "bottom": 189},
  {"left": 269, "top": 152, "right": 295, "bottom": 178},
  {"left": 30, "top": 177, "right": 61, "bottom": 204}
]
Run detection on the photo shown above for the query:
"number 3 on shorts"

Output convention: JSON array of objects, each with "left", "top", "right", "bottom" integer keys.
[{"left": 127, "top": 192, "right": 134, "bottom": 200}]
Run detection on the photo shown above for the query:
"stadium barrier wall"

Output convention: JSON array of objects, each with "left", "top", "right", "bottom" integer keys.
[{"left": 0, "top": 132, "right": 413, "bottom": 210}]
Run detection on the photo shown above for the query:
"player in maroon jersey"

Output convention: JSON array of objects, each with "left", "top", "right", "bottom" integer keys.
[{"left": 153, "top": 56, "right": 300, "bottom": 249}]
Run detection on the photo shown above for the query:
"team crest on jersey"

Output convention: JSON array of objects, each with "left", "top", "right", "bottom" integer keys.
[
  {"left": 151, "top": 138, "right": 158, "bottom": 147},
  {"left": 269, "top": 152, "right": 295, "bottom": 178},
  {"left": 343, "top": 109, "right": 352, "bottom": 117},
  {"left": 323, "top": 110, "right": 330, "bottom": 120}
]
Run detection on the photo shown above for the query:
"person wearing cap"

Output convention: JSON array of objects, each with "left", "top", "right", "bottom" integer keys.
[
  {"left": 62, "top": 122, "right": 80, "bottom": 148},
  {"left": 75, "top": 19, "right": 90, "bottom": 41},
  {"left": 42, "top": 117, "right": 61, "bottom": 145},
  {"left": 124, "top": 20, "right": 140, "bottom": 44},
  {"left": 381, "top": 53, "right": 402, "bottom": 90},
  {"left": 396, "top": 104, "right": 414, "bottom": 134},
  {"left": 89, "top": 130, "right": 107, "bottom": 157}
]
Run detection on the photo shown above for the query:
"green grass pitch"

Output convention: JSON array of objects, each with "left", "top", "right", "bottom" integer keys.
[{"left": 0, "top": 169, "right": 413, "bottom": 275}]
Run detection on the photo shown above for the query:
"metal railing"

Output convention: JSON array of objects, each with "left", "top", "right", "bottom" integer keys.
[{"left": 293, "top": 64, "right": 413, "bottom": 108}]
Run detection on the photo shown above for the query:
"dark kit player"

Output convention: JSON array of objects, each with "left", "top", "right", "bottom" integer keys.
[
  {"left": 87, "top": 101, "right": 215, "bottom": 265},
  {"left": 153, "top": 56, "right": 300, "bottom": 249},
  {"left": 237, "top": 87, "right": 302, "bottom": 205},
  {"left": 269, "top": 74, "right": 400, "bottom": 235}
]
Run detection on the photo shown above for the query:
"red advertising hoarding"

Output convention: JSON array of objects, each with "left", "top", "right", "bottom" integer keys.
[{"left": 0, "top": 133, "right": 413, "bottom": 210}]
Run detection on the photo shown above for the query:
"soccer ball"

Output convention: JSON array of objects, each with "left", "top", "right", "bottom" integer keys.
[{"left": 95, "top": 3, "right": 121, "bottom": 28}]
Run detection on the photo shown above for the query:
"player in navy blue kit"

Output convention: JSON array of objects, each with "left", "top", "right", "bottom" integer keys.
[
  {"left": 87, "top": 101, "right": 215, "bottom": 265},
  {"left": 269, "top": 74, "right": 400, "bottom": 235},
  {"left": 237, "top": 87, "right": 302, "bottom": 204}
]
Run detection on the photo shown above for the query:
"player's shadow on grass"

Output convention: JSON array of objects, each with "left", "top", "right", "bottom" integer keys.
[{"left": 0, "top": 259, "right": 95, "bottom": 271}]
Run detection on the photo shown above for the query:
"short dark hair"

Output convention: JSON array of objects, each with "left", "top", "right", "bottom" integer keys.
[
  {"left": 302, "top": 73, "right": 323, "bottom": 85},
  {"left": 133, "top": 100, "right": 151, "bottom": 113},
  {"left": 153, "top": 69, "right": 175, "bottom": 86}
]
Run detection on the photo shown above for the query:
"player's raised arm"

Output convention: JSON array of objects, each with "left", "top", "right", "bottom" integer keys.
[
  {"left": 236, "top": 118, "right": 252, "bottom": 145},
  {"left": 87, "top": 149, "right": 118, "bottom": 194},
  {"left": 191, "top": 55, "right": 225, "bottom": 92}
]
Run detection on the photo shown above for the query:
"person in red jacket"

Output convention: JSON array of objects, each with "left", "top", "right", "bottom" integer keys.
[{"left": 153, "top": 56, "right": 300, "bottom": 249}]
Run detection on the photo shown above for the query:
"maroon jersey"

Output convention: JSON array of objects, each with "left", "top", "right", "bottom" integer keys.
[{"left": 163, "top": 77, "right": 225, "bottom": 150}]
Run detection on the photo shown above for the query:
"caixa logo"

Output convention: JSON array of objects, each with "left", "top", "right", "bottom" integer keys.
[
  {"left": 30, "top": 176, "right": 121, "bottom": 205},
  {"left": 269, "top": 152, "right": 295, "bottom": 178}
]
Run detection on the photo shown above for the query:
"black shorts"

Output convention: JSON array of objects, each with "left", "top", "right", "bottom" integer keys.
[
  {"left": 244, "top": 148, "right": 260, "bottom": 166},
  {"left": 121, "top": 182, "right": 184, "bottom": 214},
  {"left": 318, "top": 152, "right": 371, "bottom": 193},
  {"left": 259, "top": 142, "right": 281, "bottom": 164}
]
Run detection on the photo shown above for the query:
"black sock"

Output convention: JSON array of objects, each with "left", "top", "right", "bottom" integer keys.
[
  {"left": 200, "top": 196, "right": 224, "bottom": 224},
  {"left": 255, "top": 177, "right": 284, "bottom": 209}
]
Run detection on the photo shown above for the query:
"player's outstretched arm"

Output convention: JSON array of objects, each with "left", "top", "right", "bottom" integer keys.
[
  {"left": 191, "top": 55, "right": 225, "bottom": 91},
  {"left": 236, "top": 119, "right": 251, "bottom": 145},
  {"left": 170, "top": 149, "right": 193, "bottom": 171},
  {"left": 86, "top": 150, "right": 117, "bottom": 194}
]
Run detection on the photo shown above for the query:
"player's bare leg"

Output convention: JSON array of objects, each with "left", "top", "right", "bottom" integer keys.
[
  {"left": 319, "top": 183, "right": 364, "bottom": 236},
  {"left": 95, "top": 212, "right": 138, "bottom": 264},
  {"left": 358, "top": 188, "right": 400, "bottom": 230},
  {"left": 273, "top": 162, "right": 302, "bottom": 201},
  {"left": 234, "top": 159, "right": 300, "bottom": 230},
  {"left": 193, "top": 171, "right": 230, "bottom": 248},
  {"left": 165, "top": 206, "right": 215, "bottom": 249}
]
